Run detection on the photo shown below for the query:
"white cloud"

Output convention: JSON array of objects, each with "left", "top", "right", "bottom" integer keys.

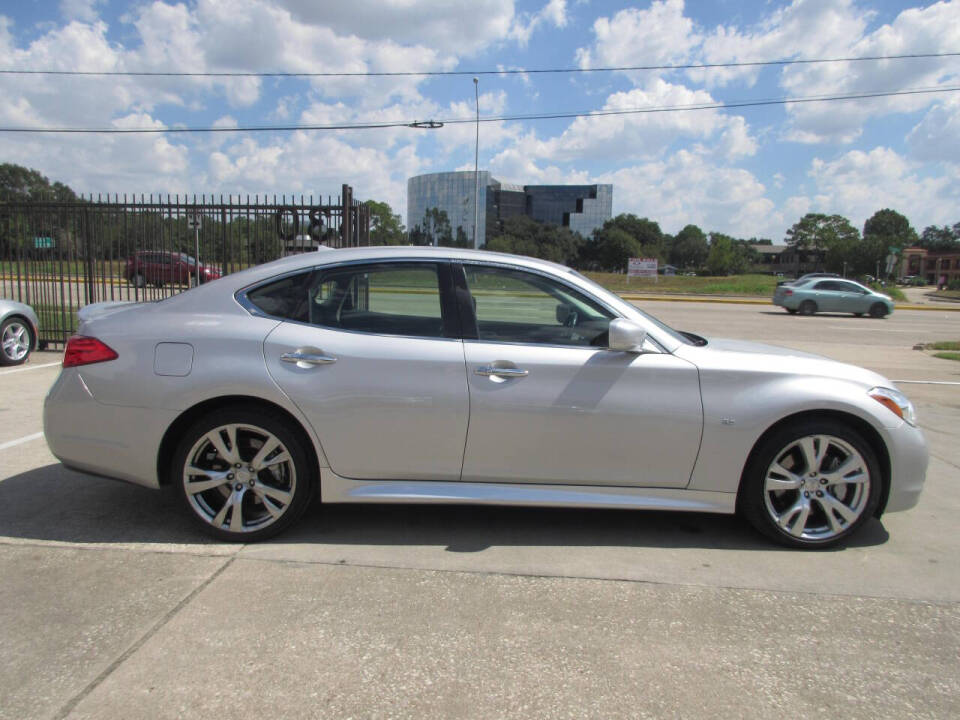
[
  {"left": 509, "top": 0, "right": 569, "bottom": 45},
  {"left": 59, "top": 0, "right": 104, "bottom": 23},
  {"left": 575, "top": 0, "right": 700, "bottom": 77},
  {"left": 907, "top": 95, "right": 960, "bottom": 164},
  {"left": 803, "top": 147, "right": 955, "bottom": 230},
  {"left": 596, "top": 150, "right": 780, "bottom": 237}
]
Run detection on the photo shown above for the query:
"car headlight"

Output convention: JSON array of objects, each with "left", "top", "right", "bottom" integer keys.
[{"left": 869, "top": 386, "right": 917, "bottom": 426}]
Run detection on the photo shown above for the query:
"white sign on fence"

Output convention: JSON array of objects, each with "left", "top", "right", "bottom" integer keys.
[
  {"left": 186, "top": 212, "right": 202, "bottom": 230},
  {"left": 627, "top": 257, "right": 658, "bottom": 278}
]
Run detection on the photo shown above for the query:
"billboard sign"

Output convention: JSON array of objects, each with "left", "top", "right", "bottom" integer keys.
[{"left": 627, "top": 257, "right": 658, "bottom": 278}]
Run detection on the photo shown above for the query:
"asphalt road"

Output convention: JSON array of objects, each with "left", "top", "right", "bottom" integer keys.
[{"left": 1, "top": 302, "right": 959, "bottom": 719}]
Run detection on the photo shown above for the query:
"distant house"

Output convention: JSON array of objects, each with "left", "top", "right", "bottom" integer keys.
[
  {"left": 659, "top": 264, "right": 679, "bottom": 276},
  {"left": 900, "top": 247, "right": 960, "bottom": 285}
]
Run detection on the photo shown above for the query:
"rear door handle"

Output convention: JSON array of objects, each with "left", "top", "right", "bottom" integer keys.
[
  {"left": 475, "top": 365, "right": 528, "bottom": 378},
  {"left": 281, "top": 351, "right": 337, "bottom": 366}
]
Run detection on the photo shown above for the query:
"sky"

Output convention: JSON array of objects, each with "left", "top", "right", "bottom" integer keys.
[{"left": 0, "top": 0, "right": 958, "bottom": 241}]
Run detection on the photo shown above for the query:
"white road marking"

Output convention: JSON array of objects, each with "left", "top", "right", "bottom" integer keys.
[
  {"left": 0, "top": 360, "right": 61, "bottom": 375},
  {"left": 0, "top": 432, "right": 44, "bottom": 451},
  {"left": 894, "top": 380, "right": 960, "bottom": 386}
]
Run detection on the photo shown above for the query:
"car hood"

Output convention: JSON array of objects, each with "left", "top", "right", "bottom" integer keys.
[{"left": 676, "top": 337, "right": 891, "bottom": 388}]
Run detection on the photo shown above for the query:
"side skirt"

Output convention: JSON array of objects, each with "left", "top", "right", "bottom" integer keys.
[{"left": 320, "top": 471, "right": 737, "bottom": 514}]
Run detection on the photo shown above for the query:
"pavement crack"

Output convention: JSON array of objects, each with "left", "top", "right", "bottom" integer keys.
[{"left": 53, "top": 554, "right": 239, "bottom": 719}]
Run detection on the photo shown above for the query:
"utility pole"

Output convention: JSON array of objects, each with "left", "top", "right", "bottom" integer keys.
[{"left": 473, "top": 76, "right": 480, "bottom": 249}]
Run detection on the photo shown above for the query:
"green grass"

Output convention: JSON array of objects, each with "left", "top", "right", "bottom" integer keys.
[
  {"left": 928, "top": 340, "right": 960, "bottom": 351},
  {"left": 867, "top": 283, "right": 906, "bottom": 301},
  {"left": 933, "top": 290, "right": 960, "bottom": 300},
  {"left": 585, "top": 272, "right": 779, "bottom": 296},
  {"left": 933, "top": 352, "right": 960, "bottom": 362}
]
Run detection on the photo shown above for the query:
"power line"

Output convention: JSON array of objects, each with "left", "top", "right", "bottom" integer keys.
[
  {"left": 0, "top": 85, "right": 957, "bottom": 134},
  {"left": 0, "top": 52, "right": 958, "bottom": 78}
]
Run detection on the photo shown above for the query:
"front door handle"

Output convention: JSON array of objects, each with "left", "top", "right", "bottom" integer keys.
[
  {"left": 281, "top": 351, "right": 337, "bottom": 366},
  {"left": 475, "top": 365, "right": 528, "bottom": 378}
]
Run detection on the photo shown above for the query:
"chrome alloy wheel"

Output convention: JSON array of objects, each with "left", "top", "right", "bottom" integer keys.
[
  {"left": 762, "top": 434, "right": 871, "bottom": 541},
  {"left": 2, "top": 321, "right": 30, "bottom": 362},
  {"left": 182, "top": 423, "right": 297, "bottom": 534}
]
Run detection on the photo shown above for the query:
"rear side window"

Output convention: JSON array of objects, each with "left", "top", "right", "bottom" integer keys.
[
  {"left": 308, "top": 264, "right": 444, "bottom": 338},
  {"left": 244, "top": 264, "right": 447, "bottom": 339}
]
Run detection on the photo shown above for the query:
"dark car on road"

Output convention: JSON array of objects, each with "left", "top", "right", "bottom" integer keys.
[{"left": 125, "top": 251, "right": 221, "bottom": 288}]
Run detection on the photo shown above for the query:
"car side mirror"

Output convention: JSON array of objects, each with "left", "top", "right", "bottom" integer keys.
[{"left": 607, "top": 318, "right": 647, "bottom": 353}]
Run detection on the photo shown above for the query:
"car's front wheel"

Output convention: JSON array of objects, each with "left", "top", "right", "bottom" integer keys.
[
  {"left": 172, "top": 405, "right": 315, "bottom": 541},
  {"left": 738, "top": 419, "right": 882, "bottom": 548},
  {"left": 869, "top": 302, "right": 888, "bottom": 319},
  {"left": 0, "top": 317, "right": 32, "bottom": 366}
]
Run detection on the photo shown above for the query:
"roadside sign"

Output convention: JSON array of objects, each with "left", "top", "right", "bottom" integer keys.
[
  {"left": 33, "top": 236, "right": 54, "bottom": 249},
  {"left": 627, "top": 257, "right": 658, "bottom": 278},
  {"left": 186, "top": 212, "right": 201, "bottom": 230}
]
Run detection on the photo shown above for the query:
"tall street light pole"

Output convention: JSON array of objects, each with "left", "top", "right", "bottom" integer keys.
[{"left": 473, "top": 76, "right": 480, "bottom": 249}]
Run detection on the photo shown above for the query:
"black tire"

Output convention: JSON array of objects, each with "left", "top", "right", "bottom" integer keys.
[
  {"left": 130, "top": 273, "right": 146, "bottom": 288},
  {"left": 785, "top": 308, "right": 797, "bottom": 314},
  {"left": 854, "top": 312, "right": 863, "bottom": 317},
  {"left": 172, "top": 404, "right": 316, "bottom": 542},
  {"left": 869, "top": 302, "right": 888, "bottom": 319},
  {"left": 738, "top": 419, "right": 882, "bottom": 549},
  {"left": 798, "top": 300, "right": 817, "bottom": 316},
  {"left": 0, "top": 316, "right": 33, "bottom": 366}
]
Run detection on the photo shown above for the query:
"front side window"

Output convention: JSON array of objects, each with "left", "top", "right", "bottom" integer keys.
[{"left": 463, "top": 265, "right": 613, "bottom": 347}]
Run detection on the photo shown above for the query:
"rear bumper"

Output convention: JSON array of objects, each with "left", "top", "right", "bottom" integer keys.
[{"left": 43, "top": 368, "right": 176, "bottom": 489}]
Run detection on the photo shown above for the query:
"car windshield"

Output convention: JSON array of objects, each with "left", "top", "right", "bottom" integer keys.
[{"left": 180, "top": 253, "right": 197, "bottom": 265}]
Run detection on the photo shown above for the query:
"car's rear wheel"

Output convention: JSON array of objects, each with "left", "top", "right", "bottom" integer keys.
[
  {"left": 798, "top": 300, "right": 817, "bottom": 316},
  {"left": 131, "top": 273, "right": 145, "bottom": 288},
  {"left": 173, "top": 406, "right": 315, "bottom": 541},
  {"left": 0, "top": 317, "right": 32, "bottom": 366},
  {"left": 739, "top": 419, "right": 881, "bottom": 548},
  {"left": 869, "top": 302, "right": 888, "bottom": 319},
  {"left": 854, "top": 312, "right": 863, "bottom": 317},
  {"left": 785, "top": 308, "right": 797, "bottom": 314}
]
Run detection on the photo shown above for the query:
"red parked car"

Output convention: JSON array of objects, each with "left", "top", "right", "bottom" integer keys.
[{"left": 125, "top": 251, "right": 221, "bottom": 288}]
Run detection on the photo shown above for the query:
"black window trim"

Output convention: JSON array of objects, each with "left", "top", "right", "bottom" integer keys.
[{"left": 235, "top": 258, "right": 461, "bottom": 342}]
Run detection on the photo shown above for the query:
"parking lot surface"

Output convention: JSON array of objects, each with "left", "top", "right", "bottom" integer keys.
[{"left": 1, "top": 301, "right": 959, "bottom": 719}]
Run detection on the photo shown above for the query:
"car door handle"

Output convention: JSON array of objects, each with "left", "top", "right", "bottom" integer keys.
[
  {"left": 280, "top": 351, "right": 337, "bottom": 366},
  {"left": 475, "top": 365, "right": 528, "bottom": 378}
]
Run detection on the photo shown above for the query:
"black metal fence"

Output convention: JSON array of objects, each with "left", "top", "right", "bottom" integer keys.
[{"left": 0, "top": 186, "right": 370, "bottom": 346}]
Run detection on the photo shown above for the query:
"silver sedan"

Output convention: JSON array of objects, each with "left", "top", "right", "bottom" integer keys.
[
  {"left": 1, "top": 298, "right": 40, "bottom": 366},
  {"left": 43, "top": 247, "right": 928, "bottom": 548}
]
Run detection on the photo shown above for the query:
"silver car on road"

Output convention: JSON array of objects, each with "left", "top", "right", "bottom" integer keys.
[
  {"left": 1, "top": 299, "right": 39, "bottom": 366},
  {"left": 43, "top": 247, "right": 927, "bottom": 548}
]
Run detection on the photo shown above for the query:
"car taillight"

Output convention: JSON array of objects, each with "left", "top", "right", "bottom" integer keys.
[
  {"left": 784, "top": 289, "right": 793, "bottom": 296},
  {"left": 63, "top": 336, "right": 119, "bottom": 368}
]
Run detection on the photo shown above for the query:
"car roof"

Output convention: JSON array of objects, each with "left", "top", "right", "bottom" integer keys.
[{"left": 219, "top": 245, "right": 578, "bottom": 289}]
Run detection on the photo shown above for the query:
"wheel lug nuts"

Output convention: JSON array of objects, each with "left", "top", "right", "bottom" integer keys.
[
  {"left": 249, "top": 479, "right": 255, "bottom": 486},
  {"left": 820, "top": 478, "right": 827, "bottom": 484},
  {"left": 234, "top": 483, "right": 243, "bottom": 491},
  {"left": 235, "top": 463, "right": 241, "bottom": 468},
  {"left": 803, "top": 491, "right": 810, "bottom": 498},
  {"left": 816, "top": 490, "right": 824, "bottom": 497},
  {"left": 227, "top": 473, "right": 234, "bottom": 480}
]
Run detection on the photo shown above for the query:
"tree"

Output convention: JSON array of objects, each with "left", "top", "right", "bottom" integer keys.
[
  {"left": 669, "top": 224, "right": 708, "bottom": 269},
  {"left": 918, "top": 224, "right": 960, "bottom": 252},
  {"left": 785, "top": 213, "right": 860, "bottom": 271},
  {"left": 706, "top": 233, "right": 751, "bottom": 275},
  {"left": 580, "top": 227, "right": 641, "bottom": 272},
  {"left": 863, "top": 208, "right": 917, "bottom": 247},
  {"left": 599, "top": 214, "right": 666, "bottom": 259},
  {"left": 411, "top": 207, "right": 453, "bottom": 246},
  {"left": 365, "top": 200, "right": 405, "bottom": 245},
  {"left": 0, "top": 163, "right": 76, "bottom": 202},
  {"left": 486, "top": 216, "right": 583, "bottom": 265}
]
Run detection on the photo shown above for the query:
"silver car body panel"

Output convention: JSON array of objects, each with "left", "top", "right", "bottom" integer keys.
[
  {"left": 321, "top": 469, "right": 737, "bottom": 513},
  {"left": 43, "top": 246, "right": 926, "bottom": 515}
]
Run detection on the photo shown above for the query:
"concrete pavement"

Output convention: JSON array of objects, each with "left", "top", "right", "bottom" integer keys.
[{"left": 2, "top": 303, "right": 959, "bottom": 719}]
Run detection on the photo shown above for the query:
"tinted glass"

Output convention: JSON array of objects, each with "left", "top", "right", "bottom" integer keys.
[
  {"left": 464, "top": 265, "right": 613, "bottom": 346},
  {"left": 309, "top": 264, "right": 444, "bottom": 338},
  {"left": 245, "top": 271, "right": 313, "bottom": 321}
]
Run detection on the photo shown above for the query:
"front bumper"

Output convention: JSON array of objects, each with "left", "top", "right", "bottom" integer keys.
[
  {"left": 882, "top": 419, "right": 928, "bottom": 513},
  {"left": 43, "top": 368, "right": 177, "bottom": 489}
]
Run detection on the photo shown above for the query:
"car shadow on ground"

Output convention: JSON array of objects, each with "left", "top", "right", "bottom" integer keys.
[{"left": 0, "top": 464, "right": 890, "bottom": 552}]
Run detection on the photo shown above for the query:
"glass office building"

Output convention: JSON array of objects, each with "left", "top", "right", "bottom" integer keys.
[{"left": 407, "top": 171, "right": 612, "bottom": 248}]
